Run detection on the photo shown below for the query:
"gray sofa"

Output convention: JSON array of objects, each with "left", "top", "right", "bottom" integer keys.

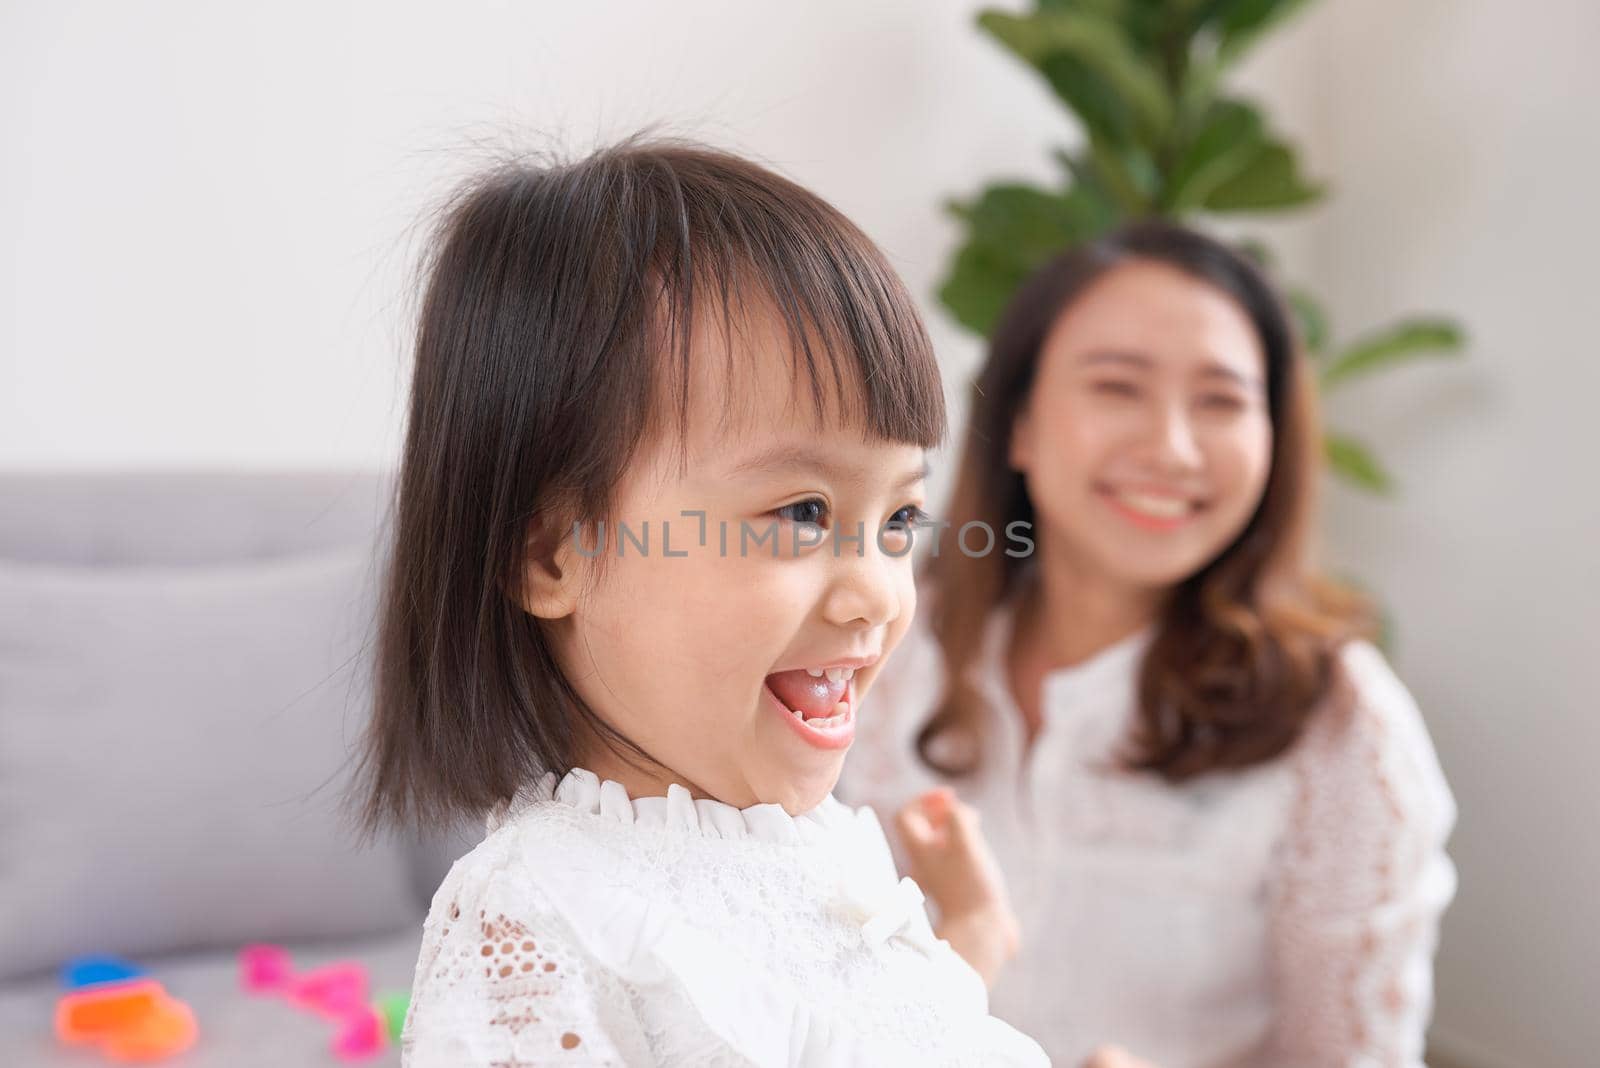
[{"left": 0, "top": 472, "right": 474, "bottom": 1067}]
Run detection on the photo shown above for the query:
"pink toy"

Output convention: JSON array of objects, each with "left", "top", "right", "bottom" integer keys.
[
  {"left": 288, "top": 962, "right": 369, "bottom": 1019},
  {"left": 331, "top": 1006, "right": 386, "bottom": 1060},
  {"left": 237, "top": 944, "right": 293, "bottom": 993},
  {"left": 237, "top": 944, "right": 393, "bottom": 1062}
]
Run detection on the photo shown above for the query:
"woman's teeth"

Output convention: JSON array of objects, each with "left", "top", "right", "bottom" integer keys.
[
  {"left": 803, "top": 667, "right": 856, "bottom": 682},
  {"left": 1112, "top": 490, "right": 1193, "bottom": 519}
]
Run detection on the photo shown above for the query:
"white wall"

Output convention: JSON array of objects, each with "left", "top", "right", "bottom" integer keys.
[
  {"left": 0, "top": 0, "right": 1074, "bottom": 477},
  {"left": 3, "top": 2, "right": 1593, "bottom": 1064},
  {"left": 1294, "top": 2, "right": 1600, "bottom": 1065}
]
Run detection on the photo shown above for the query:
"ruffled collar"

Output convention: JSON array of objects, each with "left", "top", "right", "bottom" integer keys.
[{"left": 486, "top": 767, "right": 853, "bottom": 845}]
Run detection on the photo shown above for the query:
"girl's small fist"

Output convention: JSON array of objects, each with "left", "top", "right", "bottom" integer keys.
[{"left": 893, "top": 788, "right": 1007, "bottom": 920}]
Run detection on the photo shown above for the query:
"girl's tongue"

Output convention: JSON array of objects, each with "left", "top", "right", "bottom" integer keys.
[{"left": 765, "top": 669, "right": 848, "bottom": 719}]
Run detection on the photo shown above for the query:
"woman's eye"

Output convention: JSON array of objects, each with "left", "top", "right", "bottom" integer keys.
[
  {"left": 886, "top": 504, "right": 931, "bottom": 533},
  {"left": 1090, "top": 380, "right": 1140, "bottom": 398},
  {"left": 1198, "top": 393, "right": 1247, "bottom": 412},
  {"left": 774, "top": 498, "right": 829, "bottom": 527}
]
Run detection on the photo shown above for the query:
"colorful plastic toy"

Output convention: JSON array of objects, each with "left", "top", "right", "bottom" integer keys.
[
  {"left": 331, "top": 1005, "right": 386, "bottom": 1060},
  {"left": 376, "top": 990, "right": 410, "bottom": 1043},
  {"left": 55, "top": 967, "right": 198, "bottom": 1063},
  {"left": 238, "top": 943, "right": 408, "bottom": 1062},
  {"left": 288, "top": 961, "right": 370, "bottom": 1018},
  {"left": 61, "top": 956, "right": 146, "bottom": 990},
  {"left": 237, "top": 943, "right": 293, "bottom": 993}
]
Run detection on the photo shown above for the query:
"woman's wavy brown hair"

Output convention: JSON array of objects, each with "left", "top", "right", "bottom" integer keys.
[{"left": 916, "top": 220, "right": 1373, "bottom": 782}]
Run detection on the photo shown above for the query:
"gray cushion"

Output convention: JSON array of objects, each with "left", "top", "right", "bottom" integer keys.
[
  {"left": 0, "top": 544, "right": 419, "bottom": 983},
  {"left": 0, "top": 472, "right": 389, "bottom": 569}
]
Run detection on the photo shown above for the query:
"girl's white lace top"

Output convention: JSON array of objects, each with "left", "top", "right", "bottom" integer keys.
[
  {"left": 842, "top": 602, "right": 1458, "bottom": 1068},
  {"left": 401, "top": 767, "right": 1049, "bottom": 1067}
]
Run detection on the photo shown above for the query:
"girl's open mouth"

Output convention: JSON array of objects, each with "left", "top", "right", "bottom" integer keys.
[{"left": 762, "top": 672, "right": 855, "bottom": 751}]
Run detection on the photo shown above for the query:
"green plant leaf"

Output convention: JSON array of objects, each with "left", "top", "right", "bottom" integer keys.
[
  {"left": 1038, "top": 0, "right": 1133, "bottom": 19},
  {"left": 1164, "top": 98, "right": 1266, "bottom": 212},
  {"left": 938, "top": 241, "right": 1033, "bottom": 337},
  {"left": 939, "top": 181, "right": 1117, "bottom": 334},
  {"left": 1086, "top": 134, "right": 1157, "bottom": 214},
  {"left": 1037, "top": 52, "right": 1142, "bottom": 154},
  {"left": 949, "top": 182, "right": 1116, "bottom": 261},
  {"left": 978, "top": 10, "right": 1173, "bottom": 147},
  {"left": 1206, "top": 0, "right": 1319, "bottom": 68},
  {"left": 1052, "top": 146, "right": 1119, "bottom": 208},
  {"left": 1036, "top": 0, "right": 1178, "bottom": 62},
  {"left": 1173, "top": 49, "right": 1221, "bottom": 122},
  {"left": 1321, "top": 318, "right": 1466, "bottom": 390},
  {"left": 1325, "top": 432, "right": 1393, "bottom": 493},
  {"left": 1202, "top": 140, "right": 1323, "bottom": 213},
  {"left": 1287, "top": 288, "right": 1328, "bottom": 354}
]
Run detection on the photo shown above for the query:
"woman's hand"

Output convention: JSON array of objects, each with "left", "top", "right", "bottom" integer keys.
[
  {"left": 894, "top": 787, "right": 1019, "bottom": 986},
  {"left": 1080, "top": 1046, "right": 1161, "bottom": 1068}
]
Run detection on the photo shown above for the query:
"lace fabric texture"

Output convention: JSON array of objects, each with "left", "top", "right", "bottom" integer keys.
[
  {"left": 401, "top": 771, "right": 1048, "bottom": 1067},
  {"left": 1261, "top": 641, "right": 1458, "bottom": 1067},
  {"left": 843, "top": 605, "right": 1457, "bottom": 1068}
]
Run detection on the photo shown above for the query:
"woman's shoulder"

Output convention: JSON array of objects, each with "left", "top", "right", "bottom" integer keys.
[
  {"left": 1292, "top": 638, "right": 1457, "bottom": 837},
  {"left": 1325, "top": 641, "right": 1441, "bottom": 761}
]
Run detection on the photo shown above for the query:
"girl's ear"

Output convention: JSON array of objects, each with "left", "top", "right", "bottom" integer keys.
[{"left": 516, "top": 517, "right": 586, "bottom": 620}]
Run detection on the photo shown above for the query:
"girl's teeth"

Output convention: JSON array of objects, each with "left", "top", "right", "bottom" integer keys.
[
  {"left": 801, "top": 666, "right": 857, "bottom": 681},
  {"left": 792, "top": 700, "right": 852, "bottom": 729}
]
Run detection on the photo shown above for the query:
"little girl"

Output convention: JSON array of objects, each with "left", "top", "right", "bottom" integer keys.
[{"left": 358, "top": 139, "right": 1047, "bottom": 1066}]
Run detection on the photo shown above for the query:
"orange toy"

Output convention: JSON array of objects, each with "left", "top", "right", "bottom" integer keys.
[{"left": 55, "top": 978, "right": 198, "bottom": 1062}]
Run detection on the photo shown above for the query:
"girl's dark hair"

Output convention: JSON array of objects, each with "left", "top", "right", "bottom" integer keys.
[
  {"left": 917, "top": 220, "right": 1372, "bottom": 782},
  {"left": 359, "top": 137, "right": 945, "bottom": 833}
]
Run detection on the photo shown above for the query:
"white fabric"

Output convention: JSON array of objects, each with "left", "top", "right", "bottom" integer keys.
[
  {"left": 842, "top": 600, "right": 1457, "bottom": 1068},
  {"left": 401, "top": 768, "right": 1049, "bottom": 1067}
]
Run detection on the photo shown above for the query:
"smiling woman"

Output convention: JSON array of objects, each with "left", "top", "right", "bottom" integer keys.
[{"left": 846, "top": 221, "right": 1457, "bottom": 1068}]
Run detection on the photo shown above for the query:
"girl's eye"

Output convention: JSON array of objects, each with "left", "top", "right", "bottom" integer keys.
[
  {"left": 886, "top": 504, "right": 931, "bottom": 533},
  {"left": 774, "top": 497, "right": 830, "bottom": 527},
  {"left": 1198, "top": 393, "right": 1247, "bottom": 412}
]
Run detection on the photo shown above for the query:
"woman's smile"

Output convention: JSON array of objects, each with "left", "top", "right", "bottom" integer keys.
[{"left": 1094, "top": 483, "right": 1209, "bottom": 532}]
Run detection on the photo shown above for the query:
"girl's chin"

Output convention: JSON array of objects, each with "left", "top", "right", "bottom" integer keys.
[{"left": 750, "top": 762, "right": 844, "bottom": 816}]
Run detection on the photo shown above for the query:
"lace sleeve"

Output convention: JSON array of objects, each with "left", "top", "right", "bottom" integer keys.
[
  {"left": 402, "top": 857, "right": 647, "bottom": 1067},
  {"left": 1263, "top": 642, "right": 1458, "bottom": 1068}
]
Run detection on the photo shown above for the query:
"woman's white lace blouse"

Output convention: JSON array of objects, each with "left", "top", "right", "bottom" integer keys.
[
  {"left": 842, "top": 603, "right": 1458, "bottom": 1068},
  {"left": 400, "top": 768, "right": 1049, "bottom": 1067}
]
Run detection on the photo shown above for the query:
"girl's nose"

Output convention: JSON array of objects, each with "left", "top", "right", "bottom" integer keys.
[{"left": 822, "top": 536, "right": 901, "bottom": 630}]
